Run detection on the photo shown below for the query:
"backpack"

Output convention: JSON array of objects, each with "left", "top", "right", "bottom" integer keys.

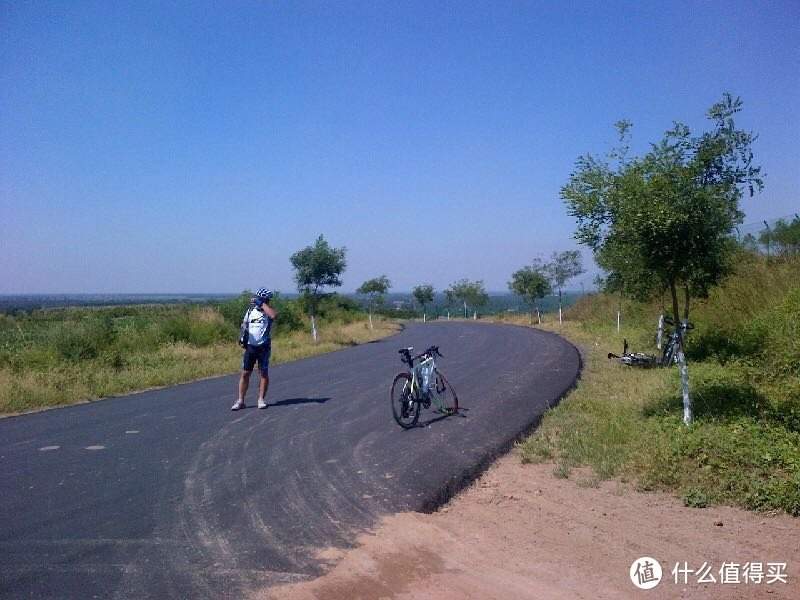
[{"left": 238, "top": 308, "right": 251, "bottom": 348}]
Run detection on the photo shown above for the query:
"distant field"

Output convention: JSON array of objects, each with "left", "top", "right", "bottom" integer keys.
[
  {"left": 0, "top": 291, "right": 583, "bottom": 316},
  {"left": 0, "top": 293, "right": 239, "bottom": 312}
]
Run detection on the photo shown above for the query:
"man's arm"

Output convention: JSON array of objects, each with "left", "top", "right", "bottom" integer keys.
[{"left": 263, "top": 303, "right": 277, "bottom": 319}]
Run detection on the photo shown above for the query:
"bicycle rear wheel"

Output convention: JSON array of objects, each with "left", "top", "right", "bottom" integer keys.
[
  {"left": 391, "top": 372, "right": 419, "bottom": 428},
  {"left": 430, "top": 369, "right": 458, "bottom": 415}
]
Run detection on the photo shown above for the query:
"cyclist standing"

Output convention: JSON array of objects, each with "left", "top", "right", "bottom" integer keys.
[{"left": 232, "top": 288, "right": 277, "bottom": 410}]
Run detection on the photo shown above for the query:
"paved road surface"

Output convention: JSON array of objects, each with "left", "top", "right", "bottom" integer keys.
[{"left": 0, "top": 321, "right": 580, "bottom": 599}]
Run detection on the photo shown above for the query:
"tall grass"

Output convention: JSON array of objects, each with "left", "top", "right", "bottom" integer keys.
[
  {"left": 516, "top": 253, "right": 800, "bottom": 515},
  {"left": 0, "top": 298, "right": 398, "bottom": 416}
]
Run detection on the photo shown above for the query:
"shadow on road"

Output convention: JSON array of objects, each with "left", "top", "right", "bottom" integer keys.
[
  {"left": 271, "top": 397, "right": 331, "bottom": 407},
  {"left": 413, "top": 407, "right": 469, "bottom": 429}
]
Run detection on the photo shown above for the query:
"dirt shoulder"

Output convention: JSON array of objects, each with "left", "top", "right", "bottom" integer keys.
[{"left": 255, "top": 448, "right": 798, "bottom": 600}]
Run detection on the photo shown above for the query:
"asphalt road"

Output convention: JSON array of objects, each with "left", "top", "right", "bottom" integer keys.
[{"left": 0, "top": 321, "right": 580, "bottom": 599}]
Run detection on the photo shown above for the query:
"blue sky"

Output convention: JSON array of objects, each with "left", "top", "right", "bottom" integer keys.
[{"left": 2, "top": 1, "right": 798, "bottom": 294}]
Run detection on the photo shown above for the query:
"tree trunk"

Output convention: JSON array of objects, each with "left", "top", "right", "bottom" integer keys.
[
  {"left": 683, "top": 285, "right": 690, "bottom": 322},
  {"left": 558, "top": 289, "right": 563, "bottom": 323},
  {"left": 368, "top": 310, "right": 373, "bottom": 329},
  {"left": 670, "top": 282, "right": 692, "bottom": 425},
  {"left": 656, "top": 313, "right": 664, "bottom": 350},
  {"left": 310, "top": 314, "right": 318, "bottom": 343},
  {"left": 537, "top": 308, "right": 541, "bottom": 324},
  {"left": 678, "top": 348, "right": 692, "bottom": 425}
]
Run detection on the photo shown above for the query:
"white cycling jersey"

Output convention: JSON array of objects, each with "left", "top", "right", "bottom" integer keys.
[{"left": 244, "top": 307, "right": 273, "bottom": 346}]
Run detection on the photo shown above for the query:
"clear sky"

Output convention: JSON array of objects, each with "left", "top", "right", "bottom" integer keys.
[{"left": 2, "top": 1, "right": 798, "bottom": 294}]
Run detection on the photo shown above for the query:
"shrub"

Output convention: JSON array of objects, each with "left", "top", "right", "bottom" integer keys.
[
  {"left": 159, "top": 309, "right": 229, "bottom": 347},
  {"left": 49, "top": 319, "right": 109, "bottom": 361},
  {"left": 213, "top": 292, "right": 253, "bottom": 328}
]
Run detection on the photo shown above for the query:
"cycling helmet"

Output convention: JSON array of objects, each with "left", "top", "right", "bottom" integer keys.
[{"left": 256, "top": 288, "right": 274, "bottom": 300}]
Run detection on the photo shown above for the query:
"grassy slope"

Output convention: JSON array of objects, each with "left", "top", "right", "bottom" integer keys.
[{"left": 500, "top": 253, "right": 799, "bottom": 515}]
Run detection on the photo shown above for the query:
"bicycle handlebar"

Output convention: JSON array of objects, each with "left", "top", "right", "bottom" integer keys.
[
  {"left": 398, "top": 345, "right": 442, "bottom": 365},
  {"left": 663, "top": 316, "right": 695, "bottom": 330}
]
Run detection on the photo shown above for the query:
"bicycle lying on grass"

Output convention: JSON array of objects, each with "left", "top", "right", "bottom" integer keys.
[
  {"left": 608, "top": 316, "right": 695, "bottom": 367},
  {"left": 391, "top": 345, "right": 458, "bottom": 428}
]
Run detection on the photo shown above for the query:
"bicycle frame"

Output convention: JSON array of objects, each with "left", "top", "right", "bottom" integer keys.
[
  {"left": 405, "top": 354, "right": 435, "bottom": 404},
  {"left": 609, "top": 318, "right": 693, "bottom": 368},
  {"left": 392, "top": 345, "right": 458, "bottom": 428}
]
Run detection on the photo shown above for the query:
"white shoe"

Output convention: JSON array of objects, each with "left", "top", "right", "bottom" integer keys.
[
  {"left": 231, "top": 399, "right": 245, "bottom": 411},
  {"left": 257, "top": 399, "right": 267, "bottom": 409}
]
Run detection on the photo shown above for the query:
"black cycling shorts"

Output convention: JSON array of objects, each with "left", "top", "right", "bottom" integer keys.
[{"left": 242, "top": 342, "right": 271, "bottom": 375}]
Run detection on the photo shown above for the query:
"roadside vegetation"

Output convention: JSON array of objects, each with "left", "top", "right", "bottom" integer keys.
[
  {"left": 0, "top": 293, "right": 398, "bottom": 415},
  {"left": 511, "top": 251, "right": 799, "bottom": 516}
]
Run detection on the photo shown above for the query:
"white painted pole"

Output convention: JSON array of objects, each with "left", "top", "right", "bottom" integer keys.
[
  {"left": 678, "top": 347, "right": 692, "bottom": 424},
  {"left": 656, "top": 314, "right": 664, "bottom": 349},
  {"left": 617, "top": 311, "right": 621, "bottom": 332}
]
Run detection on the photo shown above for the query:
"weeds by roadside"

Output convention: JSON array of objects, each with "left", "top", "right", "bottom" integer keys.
[
  {"left": 0, "top": 303, "right": 398, "bottom": 415},
  {"left": 503, "top": 254, "right": 800, "bottom": 516}
]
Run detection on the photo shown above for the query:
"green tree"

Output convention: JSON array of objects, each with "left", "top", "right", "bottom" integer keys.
[
  {"left": 760, "top": 216, "right": 800, "bottom": 256},
  {"left": 443, "top": 289, "right": 455, "bottom": 320},
  {"left": 545, "top": 250, "right": 585, "bottom": 323},
  {"left": 412, "top": 284, "right": 435, "bottom": 322},
  {"left": 290, "top": 235, "right": 347, "bottom": 342},
  {"left": 446, "top": 279, "right": 489, "bottom": 319},
  {"left": 509, "top": 261, "right": 552, "bottom": 324},
  {"left": 561, "top": 94, "right": 764, "bottom": 424},
  {"left": 356, "top": 275, "right": 391, "bottom": 329}
]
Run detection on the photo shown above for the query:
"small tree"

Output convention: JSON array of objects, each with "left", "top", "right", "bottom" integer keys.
[
  {"left": 545, "top": 250, "right": 585, "bottom": 323},
  {"left": 444, "top": 289, "right": 454, "bottom": 320},
  {"left": 446, "top": 279, "right": 489, "bottom": 319},
  {"left": 760, "top": 216, "right": 800, "bottom": 256},
  {"left": 412, "top": 284, "right": 435, "bottom": 322},
  {"left": 509, "top": 261, "right": 552, "bottom": 324},
  {"left": 290, "top": 235, "right": 347, "bottom": 342},
  {"left": 356, "top": 275, "right": 391, "bottom": 329},
  {"left": 561, "top": 94, "right": 763, "bottom": 424}
]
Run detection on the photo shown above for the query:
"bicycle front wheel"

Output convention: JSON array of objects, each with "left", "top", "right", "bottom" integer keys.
[
  {"left": 430, "top": 369, "right": 458, "bottom": 415},
  {"left": 391, "top": 372, "right": 419, "bottom": 428}
]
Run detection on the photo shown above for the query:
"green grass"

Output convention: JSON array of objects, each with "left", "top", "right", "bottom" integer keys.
[
  {"left": 0, "top": 299, "right": 399, "bottom": 415},
  {"left": 512, "top": 253, "right": 800, "bottom": 516}
]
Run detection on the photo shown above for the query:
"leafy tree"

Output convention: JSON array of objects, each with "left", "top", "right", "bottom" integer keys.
[
  {"left": 760, "top": 216, "right": 800, "bottom": 256},
  {"left": 739, "top": 232, "right": 760, "bottom": 254},
  {"left": 443, "top": 288, "right": 455, "bottom": 320},
  {"left": 446, "top": 279, "right": 488, "bottom": 319},
  {"left": 561, "top": 94, "right": 763, "bottom": 424},
  {"left": 356, "top": 275, "right": 391, "bottom": 329},
  {"left": 545, "top": 250, "right": 584, "bottom": 323},
  {"left": 412, "top": 284, "right": 435, "bottom": 322},
  {"left": 289, "top": 235, "right": 347, "bottom": 341},
  {"left": 509, "top": 261, "right": 552, "bottom": 324}
]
